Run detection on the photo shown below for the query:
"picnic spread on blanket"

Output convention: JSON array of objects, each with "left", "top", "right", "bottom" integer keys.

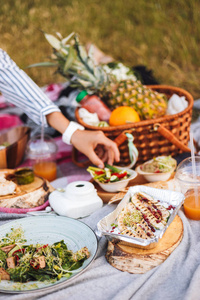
[{"left": 1, "top": 32, "right": 200, "bottom": 300}]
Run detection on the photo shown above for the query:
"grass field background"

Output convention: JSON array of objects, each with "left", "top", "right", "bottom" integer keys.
[{"left": 0, "top": 0, "right": 200, "bottom": 98}]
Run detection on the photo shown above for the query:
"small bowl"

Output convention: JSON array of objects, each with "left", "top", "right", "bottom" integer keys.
[
  {"left": 93, "top": 168, "right": 137, "bottom": 192},
  {"left": 0, "top": 126, "right": 31, "bottom": 169},
  {"left": 15, "top": 168, "right": 35, "bottom": 185},
  {"left": 136, "top": 157, "right": 177, "bottom": 183}
]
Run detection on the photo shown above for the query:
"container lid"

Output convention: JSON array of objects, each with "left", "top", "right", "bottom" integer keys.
[
  {"left": 26, "top": 134, "right": 58, "bottom": 160},
  {"left": 65, "top": 181, "right": 95, "bottom": 196},
  {"left": 175, "top": 156, "right": 200, "bottom": 183},
  {"left": 76, "top": 90, "right": 88, "bottom": 103}
]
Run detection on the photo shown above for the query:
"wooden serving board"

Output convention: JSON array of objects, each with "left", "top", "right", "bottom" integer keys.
[
  {"left": 0, "top": 170, "right": 54, "bottom": 209},
  {"left": 106, "top": 215, "right": 183, "bottom": 274}
]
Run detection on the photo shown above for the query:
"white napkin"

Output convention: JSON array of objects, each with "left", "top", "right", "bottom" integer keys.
[
  {"left": 79, "top": 108, "right": 100, "bottom": 126},
  {"left": 167, "top": 94, "right": 188, "bottom": 115}
]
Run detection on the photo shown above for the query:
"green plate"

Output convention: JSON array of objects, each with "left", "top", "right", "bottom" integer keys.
[{"left": 0, "top": 215, "right": 98, "bottom": 293}]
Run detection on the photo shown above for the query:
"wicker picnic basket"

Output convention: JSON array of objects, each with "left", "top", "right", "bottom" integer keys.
[{"left": 73, "top": 85, "right": 194, "bottom": 168}]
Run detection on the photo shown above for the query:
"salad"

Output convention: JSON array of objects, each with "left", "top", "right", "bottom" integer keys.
[
  {"left": 0, "top": 227, "right": 89, "bottom": 283},
  {"left": 87, "top": 164, "right": 131, "bottom": 183},
  {"left": 141, "top": 156, "right": 176, "bottom": 173}
]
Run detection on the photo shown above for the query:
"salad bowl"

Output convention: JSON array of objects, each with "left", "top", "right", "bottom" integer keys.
[
  {"left": 136, "top": 156, "right": 177, "bottom": 183},
  {"left": 87, "top": 165, "right": 137, "bottom": 192},
  {"left": 0, "top": 126, "right": 31, "bottom": 169}
]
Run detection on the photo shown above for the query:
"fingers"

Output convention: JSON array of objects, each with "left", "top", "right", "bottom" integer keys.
[
  {"left": 101, "top": 151, "right": 108, "bottom": 163},
  {"left": 95, "top": 145, "right": 108, "bottom": 162},
  {"left": 89, "top": 132, "right": 120, "bottom": 167},
  {"left": 87, "top": 150, "right": 105, "bottom": 169},
  {"left": 103, "top": 141, "right": 120, "bottom": 165},
  {"left": 95, "top": 131, "right": 120, "bottom": 163},
  {"left": 71, "top": 129, "right": 120, "bottom": 167},
  {"left": 95, "top": 145, "right": 104, "bottom": 158},
  {"left": 106, "top": 148, "right": 115, "bottom": 165}
]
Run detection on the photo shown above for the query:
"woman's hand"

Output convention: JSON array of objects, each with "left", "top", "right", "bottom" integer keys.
[
  {"left": 46, "top": 112, "right": 120, "bottom": 167},
  {"left": 71, "top": 130, "right": 120, "bottom": 168}
]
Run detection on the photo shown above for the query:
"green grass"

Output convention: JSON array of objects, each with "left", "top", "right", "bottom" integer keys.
[{"left": 1, "top": 0, "right": 200, "bottom": 98}]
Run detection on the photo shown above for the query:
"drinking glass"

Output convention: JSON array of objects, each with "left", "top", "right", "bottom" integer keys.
[
  {"left": 175, "top": 156, "right": 200, "bottom": 220},
  {"left": 26, "top": 134, "right": 58, "bottom": 182}
]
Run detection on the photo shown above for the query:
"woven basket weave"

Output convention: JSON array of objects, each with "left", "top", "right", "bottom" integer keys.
[{"left": 74, "top": 85, "right": 194, "bottom": 167}]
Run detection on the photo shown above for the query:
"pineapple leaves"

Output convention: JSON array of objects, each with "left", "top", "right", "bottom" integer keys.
[
  {"left": 87, "top": 44, "right": 94, "bottom": 59},
  {"left": 63, "top": 46, "right": 77, "bottom": 73},
  {"left": 78, "top": 45, "right": 88, "bottom": 61},
  {"left": 44, "top": 33, "right": 61, "bottom": 50},
  {"left": 61, "top": 32, "right": 75, "bottom": 45},
  {"left": 77, "top": 79, "right": 93, "bottom": 88},
  {"left": 27, "top": 62, "right": 58, "bottom": 68},
  {"left": 55, "top": 32, "right": 63, "bottom": 40},
  {"left": 74, "top": 35, "right": 95, "bottom": 76},
  {"left": 31, "top": 31, "right": 111, "bottom": 95}
]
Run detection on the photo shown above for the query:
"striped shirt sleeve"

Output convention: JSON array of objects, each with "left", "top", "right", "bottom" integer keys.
[{"left": 0, "top": 49, "right": 61, "bottom": 126}]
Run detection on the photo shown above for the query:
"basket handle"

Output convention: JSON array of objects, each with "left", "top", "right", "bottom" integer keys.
[
  {"left": 72, "top": 130, "right": 132, "bottom": 168},
  {"left": 153, "top": 123, "right": 192, "bottom": 152}
]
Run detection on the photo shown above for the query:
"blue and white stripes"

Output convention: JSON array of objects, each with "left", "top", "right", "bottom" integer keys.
[{"left": 0, "top": 49, "right": 60, "bottom": 126}]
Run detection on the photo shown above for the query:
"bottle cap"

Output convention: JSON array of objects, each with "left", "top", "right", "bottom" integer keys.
[{"left": 76, "top": 90, "right": 88, "bottom": 103}]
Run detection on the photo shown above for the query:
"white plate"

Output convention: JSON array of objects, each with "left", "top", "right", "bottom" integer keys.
[{"left": 0, "top": 216, "right": 98, "bottom": 293}]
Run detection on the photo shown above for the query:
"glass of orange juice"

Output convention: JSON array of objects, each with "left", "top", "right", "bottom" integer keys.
[
  {"left": 26, "top": 134, "right": 58, "bottom": 182},
  {"left": 175, "top": 156, "right": 200, "bottom": 220}
]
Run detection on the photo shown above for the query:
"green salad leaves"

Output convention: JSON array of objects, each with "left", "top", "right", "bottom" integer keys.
[{"left": 0, "top": 228, "right": 90, "bottom": 283}]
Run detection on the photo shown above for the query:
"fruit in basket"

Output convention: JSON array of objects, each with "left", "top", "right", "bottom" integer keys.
[
  {"left": 33, "top": 32, "right": 167, "bottom": 120},
  {"left": 107, "top": 79, "right": 167, "bottom": 120},
  {"left": 109, "top": 106, "right": 140, "bottom": 126}
]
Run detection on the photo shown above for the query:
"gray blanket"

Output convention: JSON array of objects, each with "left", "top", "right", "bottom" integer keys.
[{"left": 0, "top": 205, "right": 199, "bottom": 300}]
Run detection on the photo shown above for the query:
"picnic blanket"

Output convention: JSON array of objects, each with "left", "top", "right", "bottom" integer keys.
[{"left": 0, "top": 193, "right": 199, "bottom": 300}]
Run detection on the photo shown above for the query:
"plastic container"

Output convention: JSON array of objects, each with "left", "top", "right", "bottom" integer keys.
[
  {"left": 76, "top": 90, "right": 111, "bottom": 122},
  {"left": 97, "top": 185, "right": 184, "bottom": 249},
  {"left": 26, "top": 134, "right": 58, "bottom": 182},
  {"left": 49, "top": 181, "right": 103, "bottom": 218},
  {"left": 175, "top": 156, "right": 200, "bottom": 220}
]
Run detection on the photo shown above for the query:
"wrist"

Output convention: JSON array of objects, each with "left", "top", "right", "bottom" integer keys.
[{"left": 62, "top": 121, "right": 85, "bottom": 145}]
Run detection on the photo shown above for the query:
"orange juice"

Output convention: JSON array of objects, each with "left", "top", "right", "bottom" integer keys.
[
  {"left": 183, "top": 193, "right": 200, "bottom": 220},
  {"left": 33, "top": 161, "right": 57, "bottom": 182}
]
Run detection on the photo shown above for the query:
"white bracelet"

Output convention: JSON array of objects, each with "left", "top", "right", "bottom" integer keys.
[{"left": 62, "top": 121, "right": 85, "bottom": 145}]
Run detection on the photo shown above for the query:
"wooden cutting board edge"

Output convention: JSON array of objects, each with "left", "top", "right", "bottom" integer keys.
[{"left": 105, "top": 215, "right": 183, "bottom": 274}]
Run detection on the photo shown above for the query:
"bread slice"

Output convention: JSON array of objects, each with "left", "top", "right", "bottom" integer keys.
[{"left": 0, "top": 169, "right": 54, "bottom": 208}]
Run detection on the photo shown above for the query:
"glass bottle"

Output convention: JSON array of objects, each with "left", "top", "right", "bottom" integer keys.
[{"left": 76, "top": 90, "right": 111, "bottom": 122}]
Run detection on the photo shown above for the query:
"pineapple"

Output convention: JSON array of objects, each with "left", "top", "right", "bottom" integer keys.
[
  {"left": 34, "top": 32, "right": 167, "bottom": 120},
  {"left": 108, "top": 80, "right": 167, "bottom": 119}
]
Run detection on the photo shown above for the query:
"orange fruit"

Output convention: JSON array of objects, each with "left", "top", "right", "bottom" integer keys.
[{"left": 109, "top": 106, "right": 140, "bottom": 126}]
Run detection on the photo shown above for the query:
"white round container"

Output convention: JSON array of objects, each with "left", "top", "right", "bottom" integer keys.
[{"left": 49, "top": 181, "right": 103, "bottom": 218}]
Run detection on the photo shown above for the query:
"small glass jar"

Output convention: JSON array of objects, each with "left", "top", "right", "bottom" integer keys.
[{"left": 26, "top": 134, "right": 58, "bottom": 182}]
